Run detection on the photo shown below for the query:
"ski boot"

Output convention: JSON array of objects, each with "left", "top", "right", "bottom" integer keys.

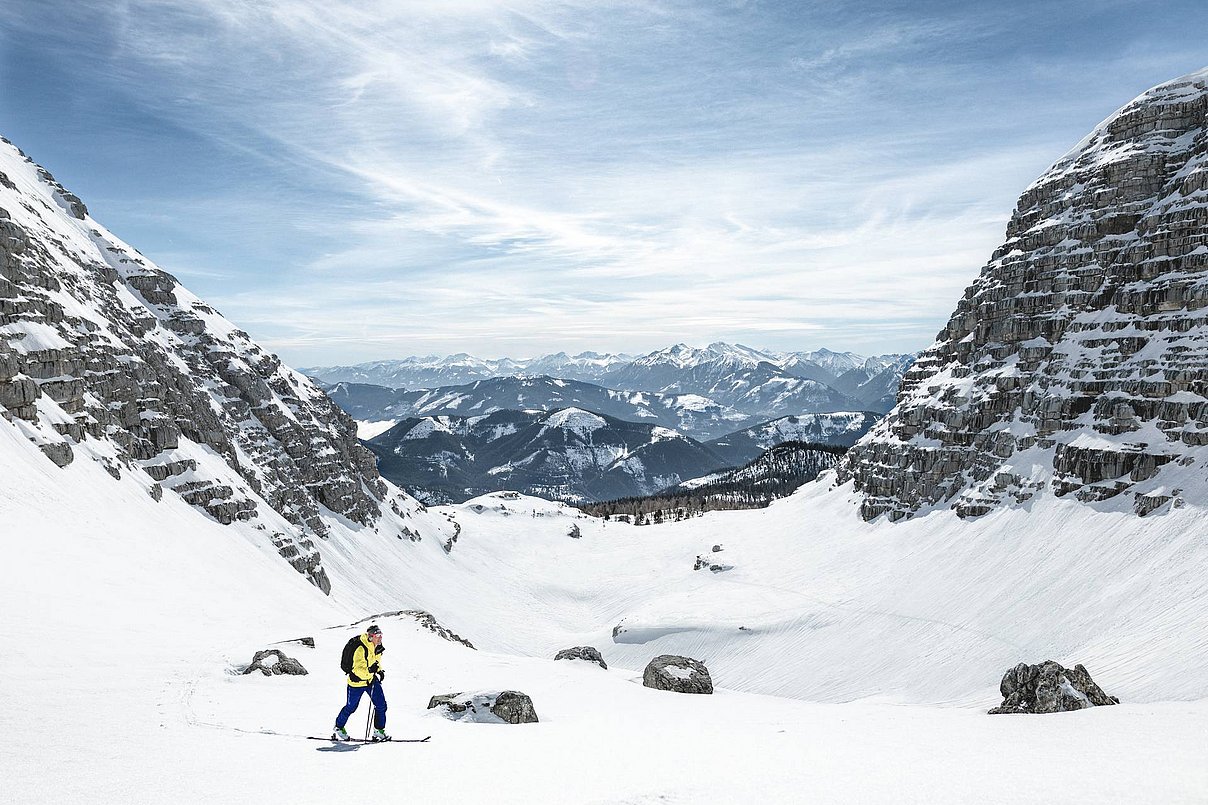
[
  {"left": 370, "top": 728, "right": 391, "bottom": 742},
  {"left": 331, "top": 726, "right": 350, "bottom": 742}
]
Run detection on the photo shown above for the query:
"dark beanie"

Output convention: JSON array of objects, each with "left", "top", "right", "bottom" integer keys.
[{"left": 366, "top": 624, "right": 382, "bottom": 636}]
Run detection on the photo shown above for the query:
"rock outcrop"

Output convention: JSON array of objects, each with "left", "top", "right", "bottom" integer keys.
[
  {"left": 988, "top": 660, "right": 1119, "bottom": 714},
  {"left": 242, "top": 649, "right": 308, "bottom": 677},
  {"left": 839, "top": 68, "right": 1208, "bottom": 520},
  {"left": 351, "top": 610, "right": 476, "bottom": 649},
  {"left": 642, "top": 655, "right": 713, "bottom": 694},
  {"left": 0, "top": 135, "right": 434, "bottom": 592},
  {"left": 427, "top": 690, "right": 539, "bottom": 724},
  {"left": 553, "top": 646, "right": 608, "bottom": 669}
]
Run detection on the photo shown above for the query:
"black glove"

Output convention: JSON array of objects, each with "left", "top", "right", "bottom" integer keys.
[{"left": 377, "top": 669, "right": 385, "bottom": 682}]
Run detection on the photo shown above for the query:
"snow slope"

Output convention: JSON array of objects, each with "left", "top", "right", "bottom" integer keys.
[
  {"left": 3, "top": 416, "right": 1206, "bottom": 803},
  {"left": 430, "top": 489, "right": 1208, "bottom": 707}
]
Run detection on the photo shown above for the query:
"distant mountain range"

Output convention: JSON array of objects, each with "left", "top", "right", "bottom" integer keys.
[
  {"left": 326, "top": 375, "right": 752, "bottom": 442},
  {"left": 365, "top": 408, "right": 730, "bottom": 504},
  {"left": 313, "top": 344, "right": 911, "bottom": 430},
  {"left": 305, "top": 351, "right": 634, "bottom": 389},
  {"left": 313, "top": 344, "right": 904, "bottom": 502},
  {"left": 704, "top": 412, "right": 879, "bottom": 466},
  {"left": 304, "top": 343, "right": 913, "bottom": 414},
  {"left": 363, "top": 404, "right": 881, "bottom": 505}
]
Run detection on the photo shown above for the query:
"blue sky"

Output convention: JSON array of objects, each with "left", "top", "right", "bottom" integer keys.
[{"left": 2, "top": 1, "right": 1204, "bottom": 366}]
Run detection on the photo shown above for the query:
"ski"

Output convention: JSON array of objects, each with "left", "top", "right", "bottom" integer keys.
[{"left": 307, "top": 735, "right": 431, "bottom": 743}]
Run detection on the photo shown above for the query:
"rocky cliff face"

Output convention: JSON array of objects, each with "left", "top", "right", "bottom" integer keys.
[
  {"left": 0, "top": 136, "right": 414, "bottom": 592},
  {"left": 839, "top": 67, "right": 1208, "bottom": 521}
]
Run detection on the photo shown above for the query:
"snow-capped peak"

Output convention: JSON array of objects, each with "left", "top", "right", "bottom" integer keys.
[{"left": 541, "top": 407, "right": 609, "bottom": 437}]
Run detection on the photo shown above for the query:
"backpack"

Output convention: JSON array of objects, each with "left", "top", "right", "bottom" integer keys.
[{"left": 340, "top": 636, "right": 362, "bottom": 674}]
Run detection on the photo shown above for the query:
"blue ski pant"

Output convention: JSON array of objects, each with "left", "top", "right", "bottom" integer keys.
[{"left": 335, "top": 681, "right": 387, "bottom": 730}]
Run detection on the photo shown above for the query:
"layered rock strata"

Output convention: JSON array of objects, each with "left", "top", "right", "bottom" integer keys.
[
  {"left": 839, "top": 68, "right": 1208, "bottom": 520},
  {"left": 0, "top": 136, "right": 407, "bottom": 591}
]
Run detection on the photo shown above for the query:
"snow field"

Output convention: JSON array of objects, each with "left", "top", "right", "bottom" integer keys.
[
  {"left": 422, "top": 487, "right": 1208, "bottom": 706},
  {"left": 2, "top": 424, "right": 1206, "bottom": 802}
]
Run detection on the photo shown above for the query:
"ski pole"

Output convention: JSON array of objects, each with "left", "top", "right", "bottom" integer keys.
[{"left": 364, "top": 696, "right": 374, "bottom": 740}]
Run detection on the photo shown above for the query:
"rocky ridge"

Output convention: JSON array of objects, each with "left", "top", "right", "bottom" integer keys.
[
  {"left": 839, "top": 67, "right": 1208, "bottom": 521},
  {"left": 0, "top": 136, "right": 430, "bottom": 591}
]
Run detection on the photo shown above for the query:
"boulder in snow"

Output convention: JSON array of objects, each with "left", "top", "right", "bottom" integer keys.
[
  {"left": 988, "top": 660, "right": 1118, "bottom": 714},
  {"left": 643, "top": 655, "right": 713, "bottom": 694},
  {"left": 427, "top": 690, "right": 539, "bottom": 724},
  {"left": 492, "top": 690, "right": 539, "bottom": 723},
  {"left": 693, "top": 555, "right": 731, "bottom": 572},
  {"left": 554, "top": 646, "right": 607, "bottom": 669},
  {"left": 241, "top": 649, "right": 307, "bottom": 677}
]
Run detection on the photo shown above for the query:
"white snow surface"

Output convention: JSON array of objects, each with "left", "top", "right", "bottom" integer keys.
[
  {"left": 401, "top": 417, "right": 454, "bottom": 441},
  {"left": 355, "top": 419, "right": 399, "bottom": 440},
  {"left": 3, "top": 413, "right": 1207, "bottom": 803},
  {"left": 0, "top": 319, "right": 74, "bottom": 353},
  {"left": 541, "top": 407, "right": 608, "bottom": 437}
]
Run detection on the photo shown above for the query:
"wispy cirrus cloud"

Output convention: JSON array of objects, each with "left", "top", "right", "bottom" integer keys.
[{"left": 4, "top": 0, "right": 1206, "bottom": 364}]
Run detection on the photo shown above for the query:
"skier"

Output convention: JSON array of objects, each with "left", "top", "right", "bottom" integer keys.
[{"left": 332, "top": 623, "right": 389, "bottom": 741}]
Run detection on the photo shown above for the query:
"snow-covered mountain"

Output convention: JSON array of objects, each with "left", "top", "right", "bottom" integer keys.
[
  {"left": 305, "top": 351, "right": 632, "bottom": 388},
  {"left": 830, "top": 353, "right": 916, "bottom": 412},
  {"left": 780, "top": 347, "right": 868, "bottom": 378},
  {"left": 0, "top": 135, "right": 448, "bottom": 594},
  {"left": 341, "top": 381, "right": 879, "bottom": 502},
  {"left": 599, "top": 342, "right": 864, "bottom": 414},
  {"left": 514, "top": 350, "right": 634, "bottom": 381},
  {"left": 324, "top": 375, "right": 752, "bottom": 441},
  {"left": 840, "top": 66, "right": 1208, "bottom": 522},
  {"left": 311, "top": 345, "right": 906, "bottom": 452},
  {"left": 705, "top": 411, "right": 880, "bottom": 466},
  {"left": 366, "top": 407, "right": 727, "bottom": 503},
  {"left": 324, "top": 369, "right": 880, "bottom": 444},
  {"left": 305, "top": 343, "right": 910, "bottom": 415}
]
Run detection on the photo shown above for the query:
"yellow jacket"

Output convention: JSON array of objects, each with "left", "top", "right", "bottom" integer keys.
[{"left": 347, "top": 634, "right": 385, "bottom": 688}]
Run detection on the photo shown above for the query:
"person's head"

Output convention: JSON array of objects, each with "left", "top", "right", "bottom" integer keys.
[{"left": 366, "top": 624, "right": 383, "bottom": 644}]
